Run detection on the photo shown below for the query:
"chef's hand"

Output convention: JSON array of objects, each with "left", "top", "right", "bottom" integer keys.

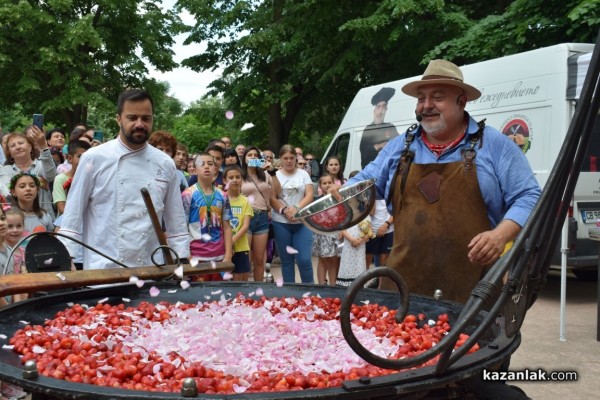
[
  {"left": 327, "top": 184, "right": 343, "bottom": 202},
  {"left": 467, "top": 220, "right": 521, "bottom": 266}
]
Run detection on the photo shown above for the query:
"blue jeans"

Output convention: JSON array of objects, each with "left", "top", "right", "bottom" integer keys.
[{"left": 272, "top": 221, "right": 314, "bottom": 283}]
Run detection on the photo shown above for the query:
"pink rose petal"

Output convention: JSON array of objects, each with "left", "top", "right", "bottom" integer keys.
[
  {"left": 136, "top": 280, "right": 145, "bottom": 288},
  {"left": 149, "top": 286, "right": 160, "bottom": 297},
  {"left": 255, "top": 288, "right": 264, "bottom": 296},
  {"left": 190, "top": 258, "right": 199, "bottom": 267},
  {"left": 201, "top": 233, "right": 212, "bottom": 242},
  {"left": 129, "top": 276, "right": 139, "bottom": 283},
  {"left": 174, "top": 266, "right": 184, "bottom": 278},
  {"left": 248, "top": 195, "right": 255, "bottom": 205},
  {"left": 180, "top": 280, "right": 190, "bottom": 290},
  {"left": 211, "top": 260, "right": 217, "bottom": 269},
  {"left": 275, "top": 277, "right": 284, "bottom": 287},
  {"left": 286, "top": 246, "right": 298, "bottom": 254},
  {"left": 44, "top": 258, "right": 54, "bottom": 265},
  {"left": 223, "top": 272, "right": 233, "bottom": 280}
]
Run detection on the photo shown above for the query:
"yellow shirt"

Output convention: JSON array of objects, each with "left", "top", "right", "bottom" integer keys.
[{"left": 228, "top": 194, "right": 253, "bottom": 252}]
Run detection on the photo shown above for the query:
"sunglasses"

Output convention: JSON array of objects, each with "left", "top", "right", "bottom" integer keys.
[
  {"left": 298, "top": 162, "right": 307, "bottom": 166},
  {"left": 305, "top": 158, "right": 313, "bottom": 161}
]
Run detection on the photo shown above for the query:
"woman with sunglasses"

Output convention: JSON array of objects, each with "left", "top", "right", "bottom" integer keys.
[
  {"left": 241, "top": 146, "right": 279, "bottom": 282},
  {"left": 272, "top": 144, "right": 314, "bottom": 283}
]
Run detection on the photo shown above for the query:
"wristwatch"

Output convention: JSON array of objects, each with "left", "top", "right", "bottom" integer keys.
[{"left": 384, "top": 221, "right": 391, "bottom": 227}]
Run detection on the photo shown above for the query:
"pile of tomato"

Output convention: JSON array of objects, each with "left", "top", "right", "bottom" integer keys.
[{"left": 8, "top": 296, "right": 478, "bottom": 394}]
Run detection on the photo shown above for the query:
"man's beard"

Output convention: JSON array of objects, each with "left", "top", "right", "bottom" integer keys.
[
  {"left": 421, "top": 113, "right": 447, "bottom": 139},
  {"left": 121, "top": 124, "right": 149, "bottom": 145}
]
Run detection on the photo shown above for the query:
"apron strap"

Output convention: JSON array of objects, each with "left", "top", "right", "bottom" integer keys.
[
  {"left": 387, "top": 124, "right": 418, "bottom": 205},
  {"left": 462, "top": 119, "right": 486, "bottom": 175}
]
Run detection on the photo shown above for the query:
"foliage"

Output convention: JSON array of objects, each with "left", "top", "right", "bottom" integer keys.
[
  {"left": 0, "top": 0, "right": 183, "bottom": 132},
  {"left": 427, "top": 0, "right": 600, "bottom": 63},
  {"left": 170, "top": 96, "right": 239, "bottom": 153}
]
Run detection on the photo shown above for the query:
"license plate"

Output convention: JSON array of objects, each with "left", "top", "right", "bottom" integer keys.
[{"left": 581, "top": 210, "right": 600, "bottom": 223}]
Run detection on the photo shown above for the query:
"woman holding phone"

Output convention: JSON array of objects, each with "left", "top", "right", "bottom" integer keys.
[
  {"left": 241, "top": 146, "right": 279, "bottom": 282},
  {"left": 0, "top": 127, "right": 57, "bottom": 219}
]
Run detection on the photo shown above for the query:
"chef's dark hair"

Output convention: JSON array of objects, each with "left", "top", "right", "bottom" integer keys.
[{"left": 117, "top": 89, "right": 154, "bottom": 115}]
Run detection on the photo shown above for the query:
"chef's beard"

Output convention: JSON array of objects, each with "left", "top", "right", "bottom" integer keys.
[
  {"left": 421, "top": 114, "right": 447, "bottom": 139},
  {"left": 121, "top": 124, "right": 149, "bottom": 145}
]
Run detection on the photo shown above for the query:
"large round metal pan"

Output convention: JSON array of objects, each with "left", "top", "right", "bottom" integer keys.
[{"left": 0, "top": 282, "right": 519, "bottom": 399}]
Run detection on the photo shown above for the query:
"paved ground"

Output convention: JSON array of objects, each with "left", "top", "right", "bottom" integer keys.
[{"left": 269, "top": 261, "right": 599, "bottom": 399}]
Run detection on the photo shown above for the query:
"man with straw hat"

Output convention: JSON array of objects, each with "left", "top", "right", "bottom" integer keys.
[{"left": 341, "top": 59, "right": 541, "bottom": 303}]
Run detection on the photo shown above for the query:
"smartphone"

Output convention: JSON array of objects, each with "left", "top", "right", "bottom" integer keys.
[
  {"left": 93, "top": 130, "right": 104, "bottom": 142},
  {"left": 248, "top": 159, "right": 265, "bottom": 168},
  {"left": 33, "top": 114, "right": 44, "bottom": 130}
]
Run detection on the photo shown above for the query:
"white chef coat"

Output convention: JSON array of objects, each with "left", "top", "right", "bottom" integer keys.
[{"left": 58, "top": 137, "right": 190, "bottom": 270}]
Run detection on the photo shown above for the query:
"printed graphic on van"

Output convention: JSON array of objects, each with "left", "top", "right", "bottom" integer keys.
[
  {"left": 359, "top": 87, "right": 400, "bottom": 168},
  {"left": 501, "top": 114, "right": 533, "bottom": 153}
]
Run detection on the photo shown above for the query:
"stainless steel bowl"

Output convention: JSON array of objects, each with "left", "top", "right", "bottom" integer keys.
[{"left": 295, "top": 179, "right": 376, "bottom": 234}]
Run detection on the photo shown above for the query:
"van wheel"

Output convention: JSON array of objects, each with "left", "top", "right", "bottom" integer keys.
[{"left": 573, "top": 269, "right": 598, "bottom": 281}]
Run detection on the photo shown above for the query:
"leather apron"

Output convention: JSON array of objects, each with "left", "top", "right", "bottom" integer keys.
[{"left": 383, "top": 124, "right": 491, "bottom": 303}]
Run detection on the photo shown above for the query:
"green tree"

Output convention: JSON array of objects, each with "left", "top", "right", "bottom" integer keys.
[
  {"left": 176, "top": 0, "right": 503, "bottom": 150},
  {"left": 170, "top": 97, "right": 238, "bottom": 153},
  {"left": 0, "top": 0, "right": 183, "bottom": 131},
  {"left": 427, "top": 0, "right": 600, "bottom": 64}
]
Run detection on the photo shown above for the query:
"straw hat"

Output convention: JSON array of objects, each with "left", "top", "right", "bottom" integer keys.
[{"left": 401, "top": 59, "right": 481, "bottom": 101}]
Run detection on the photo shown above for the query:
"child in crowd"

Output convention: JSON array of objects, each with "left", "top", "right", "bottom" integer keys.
[
  {"left": 224, "top": 148, "right": 241, "bottom": 167},
  {"left": 336, "top": 171, "right": 370, "bottom": 287},
  {"left": 4, "top": 207, "right": 27, "bottom": 282},
  {"left": 312, "top": 173, "right": 341, "bottom": 285},
  {"left": 318, "top": 156, "right": 346, "bottom": 195},
  {"left": 10, "top": 173, "right": 54, "bottom": 234},
  {"left": 52, "top": 140, "right": 91, "bottom": 216},
  {"left": 182, "top": 152, "right": 232, "bottom": 281},
  {"left": 223, "top": 165, "right": 253, "bottom": 281},
  {"left": 0, "top": 205, "right": 15, "bottom": 308}
]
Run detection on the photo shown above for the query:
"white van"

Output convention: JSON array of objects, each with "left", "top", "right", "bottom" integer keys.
[{"left": 322, "top": 43, "right": 600, "bottom": 278}]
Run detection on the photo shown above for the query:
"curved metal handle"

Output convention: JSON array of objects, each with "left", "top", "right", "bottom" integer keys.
[{"left": 339, "top": 268, "right": 459, "bottom": 371}]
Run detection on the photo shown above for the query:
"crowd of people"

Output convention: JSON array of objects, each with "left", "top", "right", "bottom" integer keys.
[{"left": 1, "top": 88, "right": 388, "bottom": 318}]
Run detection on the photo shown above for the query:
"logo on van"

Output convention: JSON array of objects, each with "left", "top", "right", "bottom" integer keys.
[{"left": 501, "top": 115, "right": 533, "bottom": 153}]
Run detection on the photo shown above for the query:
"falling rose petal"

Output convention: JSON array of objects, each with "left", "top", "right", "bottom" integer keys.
[
  {"left": 190, "top": 258, "right": 199, "bottom": 267},
  {"left": 275, "top": 277, "right": 284, "bottom": 287},
  {"left": 256, "top": 288, "right": 264, "bottom": 296},
  {"left": 248, "top": 291, "right": 255, "bottom": 297},
  {"left": 174, "top": 266, "right": 184, "bottom": 278},
  {"left": 211, "top": 261, "right": 217, "bottom": 269},
  {"left": 168, "top": 290, "right": 178, "bottom": 294},
  {"left": 180, "top": 280, "right": 190, "bottom": 290},
  {"left": 247, "top": 195, "right": 255, "bottom": 205},
  {"left": 19, "top": 320, "right": 30, "bottom": 325},
  {"left": 224, "top": 181, "right": 231, "bottom": 191},
  {"left": 211, "top": 289, "right": 222, "bottom": 295},
  {"left": 149, "top": 286, "right": 160, "bottom": 297},
  {"left": 98, "top": 297, "right": 109, "bottom": 304},
  {"left": 225, "top": 110, "right": 234, "bottom": 120},
  {"left": 67, "top": 302, "right": 74, "bottom": 307},
  {"left": 2, "top": 345, "right": 14, "bottom": 350},
  {"left": 286, "top": 246, "right": 298, "bottom": 254},
  {"left": 0, "top": 334, "right": 7, "bottom": 340},
  {"left": 56, "top": 272, "right": 66, "bottom": 281},
  {"left": 135, "top": 280, "right": 145, "bottom": 288},
  {"left": 204, "top": 295, "right": 211, "bottom": 300},
  {"left": 201, "top": 233, "right": 212, "bottom": 242},
  {"left": 302, "top": 292, "right": 311, "bottom": 298},
  {"left": 129, "top": 276, "right": 139, "bottom": 283},
  {"left": 44, "top": 258, "right": 54, "bottom": 265},
  {"left": 222, "top": 272, "right": 233, "bottom": 280},
  {"left": 122, "top": 298, "right": 131, "bottom": 303}
]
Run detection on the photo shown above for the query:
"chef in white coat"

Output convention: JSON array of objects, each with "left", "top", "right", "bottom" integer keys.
[{"left": 59, "top": 89, "right": 190, "bottom": 269}]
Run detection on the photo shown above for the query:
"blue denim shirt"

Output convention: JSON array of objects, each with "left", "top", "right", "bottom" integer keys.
[{"left": 347, "top": 114, "right": 542, "bottom": 228}]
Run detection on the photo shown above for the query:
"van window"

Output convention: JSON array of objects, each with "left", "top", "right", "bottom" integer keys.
[{"left": 324, "top": 132, "right": 350, "bottom": 170}]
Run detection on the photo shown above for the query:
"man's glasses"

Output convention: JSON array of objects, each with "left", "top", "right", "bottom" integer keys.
[
  {"left": 263, "top": 155, "right": 274, "bottom": 160},
  {"left": 298, "top": 162, "right": 307, "bottom": 167},
  {"left": 305, "top": 158, "right": 313, "bottom": 161}
]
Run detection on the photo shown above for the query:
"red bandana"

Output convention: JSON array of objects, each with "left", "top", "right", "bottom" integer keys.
[{"left": 421, "top": 131, "right": 466, "bottom": 157}]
